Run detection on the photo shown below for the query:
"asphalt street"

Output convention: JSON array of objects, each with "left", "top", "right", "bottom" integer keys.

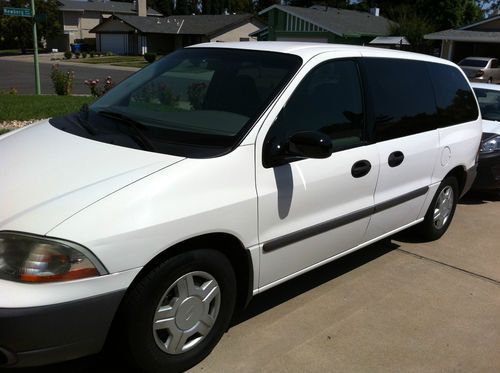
[
  {"left": 3, "top": 194, "right": 499, "bottom": 373},
  {"left": 0, "top": 58, "right": 135, "bottom": 95}
]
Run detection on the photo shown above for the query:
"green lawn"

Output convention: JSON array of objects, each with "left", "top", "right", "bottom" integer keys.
[
  {"left": 112, "top": 61, "right": 149, "bottom": 69},
  {"left": 0, "top": 95, "right": 95, "bottom": 121},
  {"left": 68, "top": 56, "right": 145, "bottom": 65}
]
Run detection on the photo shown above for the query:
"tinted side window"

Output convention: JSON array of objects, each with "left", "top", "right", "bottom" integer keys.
[
  {"left": 491, "top": 59, "right": 498, "bottom": 68},
  {"left": 361, "top": 58, "right": 437, "bottom": 141},
  {"left": 268, "top": 59, "right": 365, "bottom": 151},
  {"left": 427, "top": 62, "right": 479, "bottom": 127}
]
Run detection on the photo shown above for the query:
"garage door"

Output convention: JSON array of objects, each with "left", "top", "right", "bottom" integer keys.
[
  {"left": 277, "top": 36, "right": 328, "bottom": 43},
  {"left": 100, "top": 34, "right": 128, "bottom": 55}
]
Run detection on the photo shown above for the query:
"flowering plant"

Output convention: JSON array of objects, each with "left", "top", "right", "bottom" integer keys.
[
  {"left": 187, "top": 82, "right": 207, "bottom": 110},
  {"left": 84, "top": 76, "right": 114, "bottom": 97}
]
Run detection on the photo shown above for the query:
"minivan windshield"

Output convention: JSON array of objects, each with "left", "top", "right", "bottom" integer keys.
[
  {"left": 459, "top": 59, "right": 488, "bottom": 68},
  {"left": 50, "top": 48, "right": 302, "bottom": 158}
]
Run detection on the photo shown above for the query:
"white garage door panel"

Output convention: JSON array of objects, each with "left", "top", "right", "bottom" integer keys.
[
  {"left": 100, "top": 34, "right": 127, "bottom": 55},
  {"left": 277, "top": 36, "right": 328, "bottom": 43}
]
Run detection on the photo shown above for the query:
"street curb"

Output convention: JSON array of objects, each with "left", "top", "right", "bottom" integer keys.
[{"left": 0, "top": 55, "right": 140, "bottom": 72}]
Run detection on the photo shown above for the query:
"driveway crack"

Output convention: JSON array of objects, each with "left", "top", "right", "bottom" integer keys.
[{"left": 396, "top": 248, "right": 500, "bottom": 286}]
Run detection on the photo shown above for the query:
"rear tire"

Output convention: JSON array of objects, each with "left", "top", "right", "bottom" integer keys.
[
  {"left": 119, "top": 249, "right": 236, "bottom": 373},
  {"left": 418, "top": 177, "right": 458, "bottom": 241}
]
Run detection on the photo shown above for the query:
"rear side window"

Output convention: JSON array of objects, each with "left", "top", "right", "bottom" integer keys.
[
  {"left": 361, "top": 58, "right": 437, "bottom": 141},
  {"left": 459, "top": 59, "right": 488, "bottom": 68},
  {"left": 427, "top": 62, "right": 478, "bottom": 127}
]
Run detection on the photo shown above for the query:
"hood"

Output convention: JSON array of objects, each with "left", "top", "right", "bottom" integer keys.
[
  {"left": 0, "top": 121, "right": 184, "bottom": 234},
  {"left": 482, "top": 119, "right": 500, "bottom": 135}
]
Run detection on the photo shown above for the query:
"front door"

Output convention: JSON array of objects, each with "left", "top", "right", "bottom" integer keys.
[{"left": 255, "top": 57, "right": 379, "bottom": 289}]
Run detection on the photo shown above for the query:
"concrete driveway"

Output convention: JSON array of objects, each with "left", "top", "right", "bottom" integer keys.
[
  {"left": 190, "top": 197, "right": 499, "bottom": 373},
  {"left": 3, "top": 196, "right": 499, "bottom": 373}
]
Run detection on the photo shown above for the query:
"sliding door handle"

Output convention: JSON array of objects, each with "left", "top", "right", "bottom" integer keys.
[{"left": 388, "top": 151, "right": 404, "bottom": 167}]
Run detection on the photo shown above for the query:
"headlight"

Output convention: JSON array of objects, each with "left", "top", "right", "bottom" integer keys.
[
  {"left": 0, "top": 232, "right": 107, "bottom": 283},
  {"left": 480, "top": 134, "right": 500, "bottom": 154}
]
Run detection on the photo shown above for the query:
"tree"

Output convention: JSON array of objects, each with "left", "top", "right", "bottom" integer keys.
[
  {"left": 149, "top": 0, "right": 174, "bottom": 16},
  {"left": 415, "top": 0, "right": 482, "bottom": 29},
  {"left": 0, "top": 0, "right": 62, "bottom": 52},
  {"left": 387, "top": 4, "right": 435, "bottom": 53},
  {"left": 475, "top": 0, "right": 500, "bottom": 16}
]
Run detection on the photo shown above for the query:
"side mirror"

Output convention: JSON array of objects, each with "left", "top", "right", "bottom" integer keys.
[
  {"left": 263, "top": 131, "right": 333, "bottom": 168},
  {"left": 288, "top": 131, "right": 333, "bottom": 159}
]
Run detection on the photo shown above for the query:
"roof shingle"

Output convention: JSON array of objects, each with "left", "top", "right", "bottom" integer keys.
[
  {"left": 94, "top": 14, "right": 254, "bottom": 36},
  {"left": 260, "top": 5, "right": 393, "bottom": 37}
]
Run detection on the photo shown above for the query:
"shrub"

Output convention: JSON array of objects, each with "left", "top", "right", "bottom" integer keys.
[
  {"left": 144, "top": 52, "right": 156, "bottom": 63},
  {"left": 50, "top": 64, "right": 75, "bottom": 96},
  {"left": 82, "top": 52, "right": 87, "bottom": 58},
  {"left": 64, "top": 50, "right": 72, "bottom": 59},
  {"left": 105, "top": 51, "right": 114, "bottom": 56},
  {"left": 90, "top": 51, "right": 95, "bottom": 58},
  {"left": 74, "top": 52, "right": 80, "bottom": 59},
  {"left": 84, "top": 76, "right": 114, "bottom": 97}
]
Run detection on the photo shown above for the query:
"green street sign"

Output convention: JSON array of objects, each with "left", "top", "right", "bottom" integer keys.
[{"left": 2, "top": 7, "right": 32, "bottom": 17}]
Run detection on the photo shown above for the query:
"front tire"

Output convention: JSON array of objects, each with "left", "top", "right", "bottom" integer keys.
[
  {"left": 119, "top": 249, "right": 236, "bottom": 373},
  {"left": 418, "top": 177, "right": 458, "bottom": 241}
]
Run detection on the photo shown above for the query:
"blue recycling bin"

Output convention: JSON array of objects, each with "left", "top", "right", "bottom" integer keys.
[{"left": 71, "top": 43, "right": 81, "bottom": 53}]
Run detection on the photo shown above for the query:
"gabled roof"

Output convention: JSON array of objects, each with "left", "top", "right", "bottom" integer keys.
[
  {"left": 424, "top": 14, "right": 500, "bottom": 42},
  {"left": 58, "top": 0, "right": 161, "bottom": 16},
  {"left": 91, "top": 14, "right": 256, "bottom": 36},
  {"left": 259, "top": 5, "right": 393, "bottom": 37},
  {"left": 459, "top": 14, "right": 500, "bottom": 30},
  {"left": 425, "top": 29, "right": 500, "bottom": 42}
]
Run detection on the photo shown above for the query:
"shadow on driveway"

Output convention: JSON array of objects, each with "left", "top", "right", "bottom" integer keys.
[{"left": 1, "top": 239, "right": 400, "bottom": 373}]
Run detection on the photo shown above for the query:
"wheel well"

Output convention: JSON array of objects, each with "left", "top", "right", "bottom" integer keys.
[
  {"left": 129, "top": 233, "right": 253, "bottom": 311},
  {"left": 445, "top": 166, "right": 466, "bottom": 195}
]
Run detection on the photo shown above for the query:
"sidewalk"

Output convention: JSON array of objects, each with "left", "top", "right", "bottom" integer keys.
[{"left": 0, "top": 53, "right": 140, "bottom": 72}]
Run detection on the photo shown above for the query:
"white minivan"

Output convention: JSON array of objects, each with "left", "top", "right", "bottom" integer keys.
[{"left": 0, "top": 43, "right": 481, "bottom": 371}]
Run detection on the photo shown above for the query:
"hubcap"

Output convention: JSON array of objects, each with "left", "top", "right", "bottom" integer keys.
[
  {"left": 433, "top": 186, "right": 454, "bottom": 229},
  {"left": 152, "top": 271, "right": 221, "bottom": 355}
]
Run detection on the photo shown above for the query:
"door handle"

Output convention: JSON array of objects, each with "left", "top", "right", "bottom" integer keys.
[
  {"left": 351, "top": 160, "right": 371, "bottom": 178},
  {"left": 388, "top": 151, "right": 404, "bottom": 167}
]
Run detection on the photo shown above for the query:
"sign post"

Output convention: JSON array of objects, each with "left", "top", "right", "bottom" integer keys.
[
  {"left": 30, "top": 0, "right": 41, "bottom": 95},
  {"left": 2, "top": 6, "right": 41, "bottom": 95}
]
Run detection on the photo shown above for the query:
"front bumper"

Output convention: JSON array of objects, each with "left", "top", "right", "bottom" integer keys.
[
  {"left": 471, "top": 151, "right": 500, "bottom": 191},
  {"left": 0, "top": 290, "right": 125, "bottom": 368}
]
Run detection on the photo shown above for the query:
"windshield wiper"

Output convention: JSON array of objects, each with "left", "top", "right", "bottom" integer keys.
[
  {"left": 77, "top": 103, "right": 97, "bottom": 136},
  {"left": 97, "top": 110, "right": 157, "bottom": 151}
]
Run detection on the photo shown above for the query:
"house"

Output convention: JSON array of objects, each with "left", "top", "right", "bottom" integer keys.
[
  {"left": 425, "top": 14, "right": 500, "bottom": 62},
  {"left": 258, "top": 5, "right": 394, "bottom": 45},
  {"left": 90, "top": 14, "right": 264, "bottom": 55},
  {"left": 48, "top": 0, "right": 161, "bottom": 51}
]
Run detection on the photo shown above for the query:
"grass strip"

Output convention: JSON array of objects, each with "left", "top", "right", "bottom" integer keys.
[
  {"left": 66, "top": 56, "right": 145, "bottom": 65},
  {"left": 0, "top": 95, "right": 95, "bottom": 121}
]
